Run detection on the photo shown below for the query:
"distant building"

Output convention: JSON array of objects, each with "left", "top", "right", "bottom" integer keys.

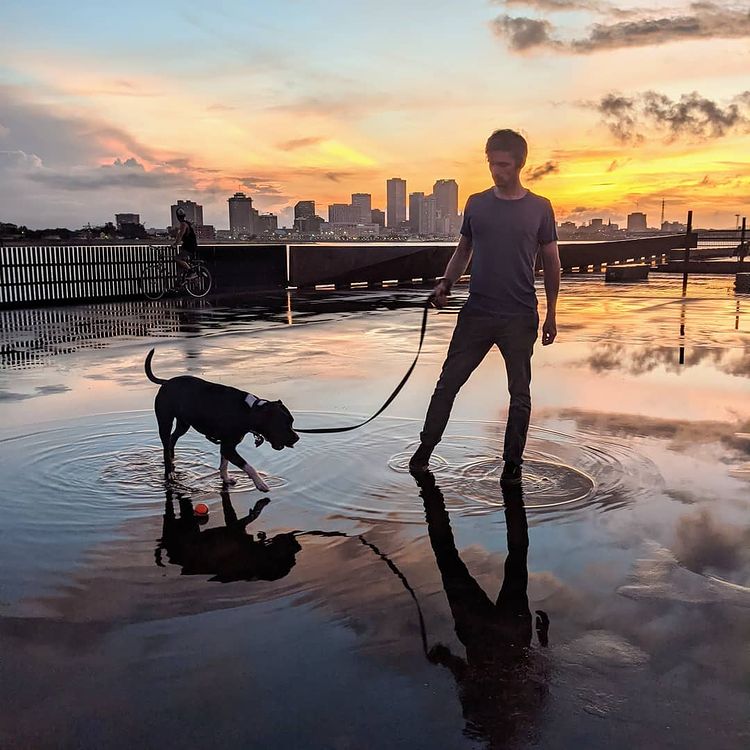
[
  {"left": 294, "top": 215, "right": 324, "bottom": 234},
  {"left": 351, "top": 193, "right": 372, "bottom": 224},
  {"left": 371, "top": 208, "right": 385, "bottom": 228},
  {"left": 433, "top": 179, "right": 459, "bottom": 234},
  {"left": 409, "top": 192, "right": 425, "bottom": 234},
  {"left": 295, "top": 201, "right": 316, "bottom": 220},
  {"left": 328, "top": 203, "right": 358, "bottom": 224},
  {"left": 195, "top": 225, "right": 215, "bottom": 241},
  {"left": 228, "top": 192, "right": 255, "bottom": 236},
  {"left": 627, "top": 212, "right": 647, "bottom": 232},
  {"left": 387, "top": 178, "right": 407, "bottom": 228},
  {"left": 662, "top": 220, "right": 686, "bottom": 233},
  {"left": 257, "top": 213, "right": 279, "bottom": 234},
  {"left": 115, "top": 213, "right": 140, "bottom": 230},
  {"left": 590, "top": 218, "right": 604, "bottom": 229},
  {"left": 319, "top": 222, "right": 379, "bottom": 238},
  {"left": 171, "top": 200, "right": 203, "bottom": 228},
  {"left": 421, "top": 194, "right": 437, "bottom": 235}
]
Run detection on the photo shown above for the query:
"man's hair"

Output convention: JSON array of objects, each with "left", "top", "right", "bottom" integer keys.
[{"left": 485, "top": 129, "right": 528, "bottom": 167}]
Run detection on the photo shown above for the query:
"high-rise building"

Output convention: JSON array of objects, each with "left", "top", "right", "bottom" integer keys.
[
  {"left": 115, "top": 213, "right": 140, "bottom": 229},
  {"left": 328, "top": 203, "right": 358, "bottom": 224},
  {"left": 421, "top": 194, "right": 437, "bottom": 235},
  {"left": 257, "top": 213, "right": 279, "bottom": 233},
  {"left": 433, "top": 180, "right": 458, "bottom": 219},
  {"left": 409, "top": 192, "right": 425, "bottom": 234},
  {"left": 371, "top": 209, "right": 385, "bottom": 228},
  {"left": 387, "top": 178, "right": 407, "bottom": 229},
  {"left": 295, "top": 201, "right": 316, "bottom": 220},
  {"left": 171, "top": 200, "right": 203, "bottom": 228},
  {"left": 433, "top": 179, "right": 459, "bottom": 235},
  {"left": 351, "top": 193, "right": 372, "bottom": 224},
  {"left": 627, "top": 212, "right": 647, "bottom": 232},
  {"left": 228, "top": 192, "right": 255, "bottom": 236}
]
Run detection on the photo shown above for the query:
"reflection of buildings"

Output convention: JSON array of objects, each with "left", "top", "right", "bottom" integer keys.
[{"left": 417, "top": 473, "right": 549, "bottom": 748}]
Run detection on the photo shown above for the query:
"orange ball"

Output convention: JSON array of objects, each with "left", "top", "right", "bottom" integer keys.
[{"left": 194, "top": 502, "right": 209, "bottom": 516}]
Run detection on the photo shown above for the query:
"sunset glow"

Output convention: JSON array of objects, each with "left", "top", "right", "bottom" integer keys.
[{"left": 2, "top": 0, "right": 749, "bottom": 228}]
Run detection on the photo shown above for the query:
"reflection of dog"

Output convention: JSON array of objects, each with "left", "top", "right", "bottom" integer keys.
[
  {"left": 145, "top": 349, "right": 299, "bottom": 490},
  {"left": 155, "top": 489, "right": 301, "bottom": 582}
]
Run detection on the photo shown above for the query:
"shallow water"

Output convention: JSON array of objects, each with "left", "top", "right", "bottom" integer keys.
[{"left": 1, "top": 277, "right": 749, "bottom": 749}]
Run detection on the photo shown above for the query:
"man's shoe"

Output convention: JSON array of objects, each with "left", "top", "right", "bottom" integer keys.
[
  {"left": 408, "top": 443, "right": 433, "bottom": 473},
  {"left": 500, "top": 461, "right": 522, "bottom": 486}
]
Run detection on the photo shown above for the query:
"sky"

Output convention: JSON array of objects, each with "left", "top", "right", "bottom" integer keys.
[{"left": 1, "top": 0, "right": 749, "bottom": 229}]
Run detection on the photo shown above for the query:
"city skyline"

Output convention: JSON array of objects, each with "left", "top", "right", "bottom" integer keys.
[{"left": 1, "top": 1, "right": 749, "bottom": 230}]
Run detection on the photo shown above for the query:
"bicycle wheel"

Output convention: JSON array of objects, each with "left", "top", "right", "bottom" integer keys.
[
  {"left": 140, "top": 263, "right": 167, "bottom": 300},
  {"left": 185, "top": 266, "right": 212, "bottom": 298}
]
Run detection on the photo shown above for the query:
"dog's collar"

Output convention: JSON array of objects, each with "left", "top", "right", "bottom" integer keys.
[{"left": 245, "top": 393, "right": 268, "bottom": 409}]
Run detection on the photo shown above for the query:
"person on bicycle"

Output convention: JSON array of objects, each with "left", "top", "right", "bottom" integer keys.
[{"left": 173, "top": 207, "right": 198, "bottom": 280}]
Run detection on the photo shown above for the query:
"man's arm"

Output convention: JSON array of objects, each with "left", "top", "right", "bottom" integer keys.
[
  {"left": 540, "top": 240, "right": 560, "bottom": 345},
  {"left": 174, "top": 222, "right": 186, "bottom": 248},
  {"left": 431, "top": 234, "right": 473, "bottom": 307}
]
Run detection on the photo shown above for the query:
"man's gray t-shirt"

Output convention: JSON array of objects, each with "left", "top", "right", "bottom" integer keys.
[{"left": 460, "top": 188, "right": 557, "bottom": 316}]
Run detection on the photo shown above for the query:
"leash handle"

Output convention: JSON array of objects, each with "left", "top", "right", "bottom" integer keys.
[{"left": 296, "top": 299, "right": 432, "bottom": 434}]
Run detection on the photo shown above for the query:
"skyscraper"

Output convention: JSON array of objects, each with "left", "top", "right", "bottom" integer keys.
[
  {"left": 433, "top": 179, "right": 459, "bottom": 235},
  {"left": 409, "top": 192, "right": 425, "bottom": 234},
  {"left": 351, "top": 193, "right": 372, "bottom": 224},
  {"left": 171, "top": 200, "right": 203, "bottom": 228},
  {"left": 387, "top": 178, "right": 407, "bottom": 229},
  {"left": 295, "top": 201, "right": 316, "bottom": 220},
  {"left": 627, "top": 212, "right": 647, "bottom": 232},
  {"left": 228, "top": 192, "right": 254, "bottom": 236},
  {"left": 328, "top": 203, "right": 358, "bottom": 224}
]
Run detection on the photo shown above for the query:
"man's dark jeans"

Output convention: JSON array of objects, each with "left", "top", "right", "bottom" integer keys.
[{"left": 419, "top": 308, "right": 539, "bottom": 465}]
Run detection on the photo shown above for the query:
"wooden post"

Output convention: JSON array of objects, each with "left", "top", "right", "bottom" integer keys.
[
  {"left": 681, "top": 210, "right": 693, "bottom": 296},
  {"left": 740, "top": 217, "right": 747, "bottom": 263}
]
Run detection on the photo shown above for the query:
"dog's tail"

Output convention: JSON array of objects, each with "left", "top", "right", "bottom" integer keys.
[{"left": 145, "top": 348, "right": 167, "bottom": 385}]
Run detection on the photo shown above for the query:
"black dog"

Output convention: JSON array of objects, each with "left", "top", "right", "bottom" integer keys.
[{"left": 145, "top": 349, "right": 299, "bottom": 489}]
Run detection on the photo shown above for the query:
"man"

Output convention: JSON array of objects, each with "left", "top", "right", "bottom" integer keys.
[
  {"left": 173, "top": 207, "right": 198, "bottom": 279},
  {"left": 409, "top": 129, "right": 561, "bottom": 486}
]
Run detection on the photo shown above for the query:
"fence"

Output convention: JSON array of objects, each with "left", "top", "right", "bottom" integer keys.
[{"left": 1, "top": 234, "right": 698, "bottom": 309}]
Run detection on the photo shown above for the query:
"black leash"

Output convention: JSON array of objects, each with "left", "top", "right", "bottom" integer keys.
[
  {"left": 296, "top": 298, "right": 432, "bottom": 434},
  {"left": 295, "top": 530, "right": 430, "bottom": 657}
]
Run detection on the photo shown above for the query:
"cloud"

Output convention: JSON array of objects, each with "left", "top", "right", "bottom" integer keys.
[
  {"left": 494, "top": 0, "right": 597, "bottom": 9},
  {"left": 673, "top": 509, "right": 750, "bottom": 574},
  {"left": 0, "top": 150, "right": 43, "bottom": 170},
  {"left": 590, "top": 90, "right": 750, "bottom": 143},
  {"left": 571, "top": 5, "right": 750, "bottom": 53},
  {"left": 490, "top": 15, "right": 557, "bottom": 50},
  {"left": 491, "top": 3, "right": 750, "bottom": 54},
  {"left": 277, "top": 136, "right": 325, "bottom": 151},
  {"left": 527, "top": 160, "right": 559, "bottom": 180}
]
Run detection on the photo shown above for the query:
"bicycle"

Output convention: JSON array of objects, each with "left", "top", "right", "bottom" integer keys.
[{"left": 140, "top": 245, "right": 213, "bottom": 300}]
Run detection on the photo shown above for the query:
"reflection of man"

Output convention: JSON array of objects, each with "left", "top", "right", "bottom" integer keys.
[
  {"left": 415, "top": 472, "right": 549, "bottom": 747},
  {"left": 410, "top": 129, "right": 561, "bottom": 486},
  {"left": 156, "top": 489, "right": 301, "bottom": 582}
]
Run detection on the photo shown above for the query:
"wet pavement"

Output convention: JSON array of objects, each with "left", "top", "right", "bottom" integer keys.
[{"left": 1, "top": 277, "right": 748, "bottom": 749}]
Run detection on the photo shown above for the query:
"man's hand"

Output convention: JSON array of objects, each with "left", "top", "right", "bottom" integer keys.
[
  {"left": 542, "top": 315, "right": 557, "bottom": 345},
  {"left": 430, "top": 279, "right": 452, "bottom": 308}
]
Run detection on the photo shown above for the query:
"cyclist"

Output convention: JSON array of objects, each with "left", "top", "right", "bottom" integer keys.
[{"left": 173, "top": 207, "right": 198, "bottom": 281}]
